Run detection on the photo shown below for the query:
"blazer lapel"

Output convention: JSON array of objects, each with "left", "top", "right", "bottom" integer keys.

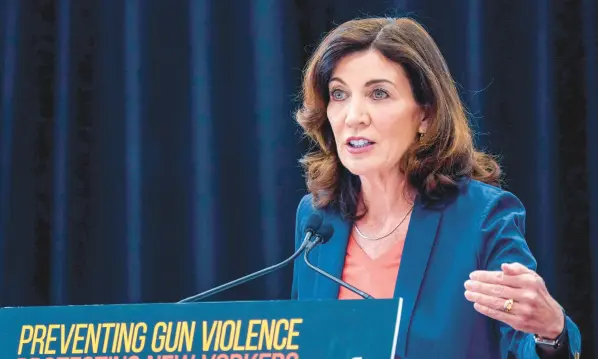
[
  {"left": 393, "top": 197, "right": 441, "bottom": 358},
  {"left": 312, "top": 211, "right": 350, "bottom": 299}
]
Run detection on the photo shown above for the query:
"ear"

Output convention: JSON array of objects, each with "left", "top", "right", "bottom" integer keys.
[{"left": 417, "top": 106, "right": 429, "bottom": 134}]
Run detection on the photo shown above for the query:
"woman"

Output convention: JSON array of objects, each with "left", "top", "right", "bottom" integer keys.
[{"left": 290, "top": 17, "right": 581, "bottom": 358}]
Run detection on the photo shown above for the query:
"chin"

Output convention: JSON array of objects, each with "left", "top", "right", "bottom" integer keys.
[{"left": 340, "top": 159, "right": 381, "bottom": 177}]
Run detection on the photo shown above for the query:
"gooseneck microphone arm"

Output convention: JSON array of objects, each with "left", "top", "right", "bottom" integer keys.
[
  {"left": 178, "top": 232, "right": 312, "bottom": 303},
  {"left": 177, "top": 213, "right": 323, "bottom": 303},
  {"left": 304, "top": 236, "right": 375, "bottom": 300}
]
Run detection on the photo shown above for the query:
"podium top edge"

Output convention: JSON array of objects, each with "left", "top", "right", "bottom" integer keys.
[{"left": 0, "top": 298, "right": 401, "bottom": 310}]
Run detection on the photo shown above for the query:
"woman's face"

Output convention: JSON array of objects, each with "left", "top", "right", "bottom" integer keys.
[{"left": 326, "top": 49, "right": 427, "bottom": 177}]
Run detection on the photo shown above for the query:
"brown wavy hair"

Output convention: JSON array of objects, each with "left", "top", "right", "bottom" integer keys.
[{"left": 295, "top": 17, "right": 501, "bottom": 220}]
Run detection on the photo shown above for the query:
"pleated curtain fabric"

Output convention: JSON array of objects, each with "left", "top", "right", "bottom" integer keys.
[{"left": 0, "top": 0, "right": 596, "bottom": 356}]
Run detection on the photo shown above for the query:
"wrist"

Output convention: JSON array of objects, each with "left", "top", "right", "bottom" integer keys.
[
  {"left": 539, "top": 327, "right": 563, "bottom": 341},
  {"left": 534, "top": 309, "right": 567, "bottom": 351},
  {"left": 548, "top": 323, "right": 564, "bottom": 340},
  {"left": 534, "top": 325, "right": 567, "bottom": 352},
  {"left": 538, "top": 303, "right": 565, "bottom": 339}
]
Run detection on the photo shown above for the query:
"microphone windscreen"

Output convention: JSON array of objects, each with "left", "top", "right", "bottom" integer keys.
[
  {"left": 303, "top": 213, "right": 323, "bottom": 233},
  {"left": 316, "top": 223, "right": 334, "bottom": 243}
]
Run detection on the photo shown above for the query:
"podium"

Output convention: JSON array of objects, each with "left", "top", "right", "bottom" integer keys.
[{"left": 0, "top": 298, "right": 403, "bottom": 359}]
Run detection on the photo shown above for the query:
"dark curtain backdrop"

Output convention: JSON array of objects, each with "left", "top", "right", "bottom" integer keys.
[{"left": 0, "top": 0, "right": 596, "bottom": 356}]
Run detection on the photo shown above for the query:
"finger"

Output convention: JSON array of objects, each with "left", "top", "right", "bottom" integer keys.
[
  {"left": 464, "top": 290, "right": 522, "bottom": 316},
  {"left": 464, "top": 279, "right": 518, "bottom": 299},
  {"left": 464, "top": 280, "right": 540, "bottom": 308},
  {"left": 500, "top": 265, "right": 547, "bottom": 292},
  {"left": 501, "top": 262, "right": 533, "bottom": 275},
  {"left": 472, "top": 302, "right": 524, "bottom": 331},
  {"left": 469, "top": 270, "right": 537, "bottom": 289}
]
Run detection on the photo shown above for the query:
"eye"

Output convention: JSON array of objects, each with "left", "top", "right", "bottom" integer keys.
[
  {"left": 371, "top": 88, "right": 389, "bottom": 100},
  {"left": 329, "top": 88, "right": 347, "bottom": 101}
]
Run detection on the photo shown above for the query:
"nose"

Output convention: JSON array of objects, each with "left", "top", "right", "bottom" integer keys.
[{"left": 345, "top": 98, "right": 369, "bottom": 127}]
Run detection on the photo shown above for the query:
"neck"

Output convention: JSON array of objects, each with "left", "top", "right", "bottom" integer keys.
[{"left": 358, "top": 171, "right": 415, "bottom": 223}]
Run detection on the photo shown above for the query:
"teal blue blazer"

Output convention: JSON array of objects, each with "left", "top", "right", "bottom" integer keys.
[{"left": 291, "top": 179, "right": 581, "bottom": 358}]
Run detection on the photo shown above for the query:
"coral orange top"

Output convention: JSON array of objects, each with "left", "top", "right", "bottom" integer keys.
[{"left": 337, "top": 233, "right": 405, "bottom": 299}]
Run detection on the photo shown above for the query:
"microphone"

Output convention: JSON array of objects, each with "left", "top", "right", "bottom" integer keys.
[
  {"left": 177, "top": 213, "right": 323, "bottom": 303},
  {"left": 304, "top": 223, "right": 374, "bottom": 299}
]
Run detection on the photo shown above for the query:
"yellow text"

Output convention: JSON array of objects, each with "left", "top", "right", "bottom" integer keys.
[
  {"left": 17, "top": 322, "right": 148, "bottom": 355},
  {"left": 150, "top": 321, "right": 196, "bottom": 352},
  {"left": 202, "top": 318, "right": 302, "bottom": 352}
]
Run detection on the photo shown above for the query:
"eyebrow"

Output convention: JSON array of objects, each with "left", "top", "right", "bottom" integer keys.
[{"left": 329, "top": 77, "right": 396, "bottom": 88}]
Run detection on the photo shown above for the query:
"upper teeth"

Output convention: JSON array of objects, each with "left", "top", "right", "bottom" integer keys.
[{"left": 350, "top": 139, "right": 371, "bottom": 147}]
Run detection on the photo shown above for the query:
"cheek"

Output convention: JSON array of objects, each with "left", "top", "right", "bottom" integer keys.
[
  {"left": 327, "top": 102, "right": 342, "bottom": 120},
  {"left": 326, "top": 105, "right": 344, "bottom": 134},
  {"left": 374, "top": 108, "right": 412, "bottom": 135},
  {"left": 373, "top": 109, "right": 417, "bottom": 150}
]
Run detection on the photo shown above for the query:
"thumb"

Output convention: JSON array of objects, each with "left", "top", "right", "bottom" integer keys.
[{"left": 501, "top": 262, "right": 530, "bottom": 275}]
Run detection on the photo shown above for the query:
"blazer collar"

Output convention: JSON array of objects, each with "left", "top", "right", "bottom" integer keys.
[
  {"left": 312, "top": 207, "right": 351, "bottom": 299},
  {"left": 311, "top": 196, "right": 441, "bottom": 358},
  {"left": 393, "top": 196, "right": 441, "bottom": 358}
]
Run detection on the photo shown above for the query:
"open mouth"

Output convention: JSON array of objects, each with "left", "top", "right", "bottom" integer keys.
[{"left": 347, "top": 138, "right": 375, "bottom": 148}]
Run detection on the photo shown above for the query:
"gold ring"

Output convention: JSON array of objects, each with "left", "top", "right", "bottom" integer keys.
[{"left": 503, "top": 298, "right": 514, "bottom": 313}]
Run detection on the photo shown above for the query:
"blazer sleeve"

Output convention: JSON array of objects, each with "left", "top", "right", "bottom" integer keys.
[
  {"left": 479, "top": 190, "right": 582, "bottom": 359},
  {"left": 290, "top": 194, "right": 310, "bottom": 300}
]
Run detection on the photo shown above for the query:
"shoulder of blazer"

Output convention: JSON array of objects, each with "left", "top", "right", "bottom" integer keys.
[
  {"left": 294, "top": 192, "right": 340, "bottom": 221},
  {"left": 294, "top": 192, "right": 345, "bottom": 246},
  {"left": 295, "top": 193, "right": 315, "bottom": 232},
  {"left": 440, "top": 178, "right": 526, "bottom": 215},
  {"left": 294, "top": 193, "right": 315, "bottom": 249},
  {"left": 296, "top": 193, "right": 314, "bottom": 216},
  {"left": 295, "top": 180, "right": 522, "bottom": 218}
]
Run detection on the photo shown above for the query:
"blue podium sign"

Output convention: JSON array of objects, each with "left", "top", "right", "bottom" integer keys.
[{"left": 0, "top": 298, "right": 402, "bottom": 359}]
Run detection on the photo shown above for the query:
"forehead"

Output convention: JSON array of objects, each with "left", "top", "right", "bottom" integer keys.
[{"left": 329, "top": 49, "right": 408, "bottom": 85}]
